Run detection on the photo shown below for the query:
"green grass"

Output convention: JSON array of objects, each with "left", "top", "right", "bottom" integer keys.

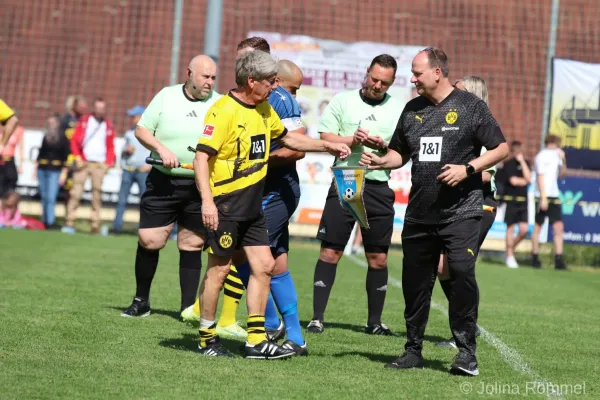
[{"left": 0, "top": 230, "right": 599, "bottom": 399}]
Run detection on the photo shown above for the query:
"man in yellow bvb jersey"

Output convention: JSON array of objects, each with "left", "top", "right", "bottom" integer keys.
[{"left": 193, "top": 50, "right": 350, "bottom": 359}]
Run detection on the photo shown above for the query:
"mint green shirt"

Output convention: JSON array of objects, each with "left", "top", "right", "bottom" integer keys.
[
  {"left": 318, "top": 90, "right": 404, "bottom": 181},
  {"left": 138, "top": 84, "right": 222, "bottom": 177}
]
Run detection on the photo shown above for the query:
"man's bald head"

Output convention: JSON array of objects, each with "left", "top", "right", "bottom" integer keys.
[
  {"left": 189, "top": 54, "right": 216, "bottom": 70},
  {"left": 276, "top": 60, "right": 304, "bottom": 97},
  {"left": 186, "top": 54, "right": 217, "bottom": 100}
]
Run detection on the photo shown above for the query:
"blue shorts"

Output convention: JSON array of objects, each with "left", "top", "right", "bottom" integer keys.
[{"left": 262, "top": 192, "right": 299, "bottom": 255}]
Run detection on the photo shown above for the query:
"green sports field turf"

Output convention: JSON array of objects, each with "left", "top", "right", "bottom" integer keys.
[{"left": 1, "top": 230, "right": 598, "bottom": 399}]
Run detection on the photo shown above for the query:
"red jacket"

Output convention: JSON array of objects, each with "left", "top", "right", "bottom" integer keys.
[{"left": 70, "top": 114, "right": 116, "bottom": 167}]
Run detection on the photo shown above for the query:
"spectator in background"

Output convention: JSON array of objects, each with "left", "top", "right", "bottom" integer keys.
[
  {"left": 112, "top": 105, "right": 151, "bottom": 234},
  {"left": 60, "top": 95, "right": 88, "bottom": 141},
  {"left": 59, "top": 95, "right": 88, "bottom": 210},
  {"left": 0, "top": 190, "right": 26, "bottom": 229},
  {"left": 34, "top": 114, "right": 70, "bottom": 229},
  {"left": 502, "top": 141, "right": 531, "bottom": 268},
  {"left": 531, "top": 134, "right": 567, "bottom": 270},
  {"left": 62, "top": 98, "right": 116, "bottom": 234},
  {"left": 0, "top": 100, "right": 24, "bottom": 197}
]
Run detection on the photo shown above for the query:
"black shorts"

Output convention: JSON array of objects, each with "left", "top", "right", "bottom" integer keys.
[
  {"left": 478, "top": 196, "right": 497, "bottom": 249},
  {"left": 505, "top": 202, "right": 528, "bottom": 226},
  {"left": 403, "top": 216, "right": 482, "bottom": 271},
  {"left": 139, "top": 168, "right": 205, "bottom": 233},
  {"left": 317, "top": 180, "right": 395, "bottom": 253},
  {"left": 205, "top": 215, "right": 269, "bottom": 257},
  {"left": 535, "top": 197, "right": 562, "bottom": 225}
]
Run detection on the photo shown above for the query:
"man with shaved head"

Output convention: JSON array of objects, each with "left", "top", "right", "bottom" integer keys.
[
  {"left": 121, "top": 54, "right": 220, "bottom": 319},
  {"left": 208, "top": 37, "right": 309, "bottom": 355}
]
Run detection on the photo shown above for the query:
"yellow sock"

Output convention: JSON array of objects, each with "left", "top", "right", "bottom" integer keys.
[
  {"left": 199, "top": 325, "right": 217, "bottom": 348},
  {"left": 247, "top": 314, "right": 266, "bottom": 345},
  {"left": 193, "top": 297, "right": 200, "bottom": 316},
  {"left": 217, "top": 265, "right": 244, "bottom": 327}
]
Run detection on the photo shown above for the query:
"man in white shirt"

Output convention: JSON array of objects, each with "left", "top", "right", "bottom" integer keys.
[
  {"left": 531, "top": 134, "right": 567, "bottom": 270},
  {"left": 63, "top": 98, "right": 116, "bottom": 234}
]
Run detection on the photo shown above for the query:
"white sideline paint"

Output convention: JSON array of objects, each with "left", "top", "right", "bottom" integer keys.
[{"left": 346, "top": 254, "right": 565, "bottom": 400}]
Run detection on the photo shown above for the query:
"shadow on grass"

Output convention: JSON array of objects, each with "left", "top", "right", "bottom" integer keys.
[
  {"left": 300, "top": 320, "right": 449, "bottom": 344},
  {"left": 105, "top": 306, "right": 181, "bottom": 322},
  {"left": 331, "top": 351, "right": 448, "bottom": 372},
  {"left": 159, "top": 333, "right": 243, "bottom": 354}
]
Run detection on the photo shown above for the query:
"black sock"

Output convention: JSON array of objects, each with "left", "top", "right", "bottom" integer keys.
[
  {"left": 366, "top": 267, "right": 388, "bottom": 326},
  {"left": 135, "top": 243, "right": 160, "bottom": 300},
  {"left": 439, "top": 279, "right": 452, "bottom": 303},
  {"left": 179, "top": 249, "right": 202, "bottom": 311},
  {"left": 312, "top": 260, "right": 337, "bottom": 321}
]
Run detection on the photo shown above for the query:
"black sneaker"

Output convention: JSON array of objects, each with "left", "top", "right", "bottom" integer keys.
[
  {"left": 281, "top": 339, "right": 308, "bottom": 356},
  {"left": 435, "top": 337, "right": 457, "bottom": 349},
  {"left": 266, "top": 320, "right": 286, "bottom": 342},
  {"left": 306, "top": 319, "right": 324, "bottom": 333},
  {"left": 450, "top": 351, "right": 479, "bottom": 376},
  {"left": 385, "top": 352, "right": 424, "bottom": 369},
  {"left": 365, "top": 323, "right": 393, "bottom": 336},
  {"left": 555, "top": 256, "right": 568, "bottom": 270},
  {"left": 121, "top": 297, "right": 151, "bottom": 317},
  {"left": 243, "top": 340, "right": 295, "bottom": 360},
  {"left": 198, "top": 336, "right": 236, "bottom": 358},
  {"left": 531, "top": 254, "right": 542, "bottom": 268}
]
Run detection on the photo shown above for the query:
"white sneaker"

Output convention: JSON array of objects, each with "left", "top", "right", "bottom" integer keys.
[{"left": 505, "top": 256, "right": 519, "bottom": 269}]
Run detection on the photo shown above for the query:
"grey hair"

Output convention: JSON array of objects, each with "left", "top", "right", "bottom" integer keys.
[
  {"left": 455, "top": 76, "right": 488, "bottom": 104},
  {"left": 235, "top": 50, "right": 279, "bottom": 87}
]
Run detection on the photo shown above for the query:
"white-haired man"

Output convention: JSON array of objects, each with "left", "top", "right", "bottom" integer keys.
[{"left": 194, "top": 50, "right": 350, "bottom": 359}]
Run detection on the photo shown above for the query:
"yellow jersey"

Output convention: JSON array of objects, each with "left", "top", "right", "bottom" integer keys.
[
  {"left": 196, "top": 92, "right": 287, "bottom": 220},
  {"left": 0, "top": 99, "right": 16, "bottom": 124}
]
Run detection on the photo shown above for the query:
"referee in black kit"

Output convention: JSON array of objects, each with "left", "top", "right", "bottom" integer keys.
[{"left": 360, "top": 47, "right": 508, "bottom": 376}]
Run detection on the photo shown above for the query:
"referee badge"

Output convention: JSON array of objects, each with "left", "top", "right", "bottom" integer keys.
[
  {"left": 219, "top": 232, "right": 233, "bottom": 249},
  {"left": 445, "top": 109, "right": 458, "bottom": 124}
]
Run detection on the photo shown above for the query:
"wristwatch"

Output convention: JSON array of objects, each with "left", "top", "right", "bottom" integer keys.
[{"left": 465, "top": 164, "right": 476, "bottom": 176}]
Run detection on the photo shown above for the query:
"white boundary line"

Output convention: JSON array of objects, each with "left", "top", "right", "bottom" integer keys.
[{"left": 346, "top": 254, "right": 565, "bottom": 400}]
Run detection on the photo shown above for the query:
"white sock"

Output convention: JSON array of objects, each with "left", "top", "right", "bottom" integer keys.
[{"left": 200, "top": 318, "right": 215, "bottom": 329}]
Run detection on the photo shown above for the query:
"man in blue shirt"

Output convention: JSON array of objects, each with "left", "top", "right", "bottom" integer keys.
[{"left": 112, "top": 105, "right": 151, "bottom": 233}]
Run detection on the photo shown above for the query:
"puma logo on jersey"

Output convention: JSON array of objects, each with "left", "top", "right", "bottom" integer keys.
[
  {"left": 467, "top": 248, "right": 474, "bottom": 256},
  {"left": 415, "top": 115, "right": 423, "bottom": 123}
]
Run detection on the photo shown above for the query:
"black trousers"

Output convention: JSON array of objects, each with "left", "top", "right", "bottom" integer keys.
[{"left": 401, "top": 216, "right": 481, "bottom": 356}]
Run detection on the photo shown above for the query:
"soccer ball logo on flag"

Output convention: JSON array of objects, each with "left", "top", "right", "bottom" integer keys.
[{"left": 332, "top": 166, "right": 369, "bottom": 229}]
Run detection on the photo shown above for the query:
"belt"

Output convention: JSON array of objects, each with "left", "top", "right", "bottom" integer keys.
[
  {"left": 364, "top": 179, "right": 388, "bottom": 185},
  {"left": 122, "top": 166, "right": 146, "bottom": 172}
]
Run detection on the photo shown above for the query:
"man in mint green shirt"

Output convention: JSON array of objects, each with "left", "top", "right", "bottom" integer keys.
[
  {"left": 122, "top": 54, "right": 220, "bottom": 320},
  {"left": 307, "top": 54, "right": 403, "bottom": 336}
]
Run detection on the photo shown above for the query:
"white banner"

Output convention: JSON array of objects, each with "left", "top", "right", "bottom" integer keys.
[
  {"left": 15, "top": 129, "right": 143, "bottom": 205},
  {"left": 248, "top": 31, "right": 421, "bottom": 229},
  {"left": 250, "top": 31, "right": 423, "bottom": 140}
]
